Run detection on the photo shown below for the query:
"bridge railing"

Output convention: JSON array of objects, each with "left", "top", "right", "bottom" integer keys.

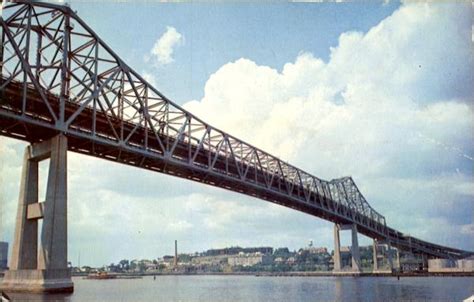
[{"left": 1, "top": 1, "right": 388, "bottom": 235}]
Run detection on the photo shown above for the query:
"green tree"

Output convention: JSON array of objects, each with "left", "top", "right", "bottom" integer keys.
[{"left": 119, "top": 259, "right": 130, "bottom": 271}]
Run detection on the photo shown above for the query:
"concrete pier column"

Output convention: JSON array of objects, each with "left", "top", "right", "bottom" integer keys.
[
  {"left": 372, "top": 239, "right": 378, "bottom": 272},
  {"left": 421, "top": 254, "right": 428, "bottom": 271},
  {"left": 1, "top": 135, "right": 73, "bottom": 293},
  {"left": 350, "top": 224, "right": 361, "bottom": 272},
  {"left": 38, "top": 135, "right": 68, "bottom": 271},
  {"left": 333, "top": 224, "right": 342, "bottom": 272},
  {"left": 395, "top": 248, "right": 400, "bottom": 271},
  {"left": 9, "top": 146, "right": 39, "bottom": 270},
  {"left": 387, "top": 242, "right": 394, "bottom": 271}
]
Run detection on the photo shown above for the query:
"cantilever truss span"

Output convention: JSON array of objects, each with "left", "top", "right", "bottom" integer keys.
[{"left": 0, "top": 0, "right": 471, "bottom": 259}]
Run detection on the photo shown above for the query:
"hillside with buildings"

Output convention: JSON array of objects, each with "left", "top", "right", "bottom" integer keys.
[{"left": 69, "top": 241, "right": 436, "bottom": 275}]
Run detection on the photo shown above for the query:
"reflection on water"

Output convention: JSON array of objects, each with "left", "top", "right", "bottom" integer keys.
[
  {"left": 2, "top": 276, "right": 473, "bottom": 302},
  {"left": 3, "top": 292, "right": 72, "bottom": 301}
]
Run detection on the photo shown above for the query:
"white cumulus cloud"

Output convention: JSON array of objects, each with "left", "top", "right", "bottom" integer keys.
[
  {"left": 183, "top": 2, "right": 473, "bottom": 249},
  {"left": 148, "top": 26, "right": 183, "bottom": 66}
]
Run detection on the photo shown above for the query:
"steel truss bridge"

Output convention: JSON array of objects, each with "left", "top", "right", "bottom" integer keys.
[{"left": 0, "top": 1, "right": 471, "bottom": 260}]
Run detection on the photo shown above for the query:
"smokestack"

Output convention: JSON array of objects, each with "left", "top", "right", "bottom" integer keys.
[{"left": 174, "top": 240, "right": 178, "bottom": 268}]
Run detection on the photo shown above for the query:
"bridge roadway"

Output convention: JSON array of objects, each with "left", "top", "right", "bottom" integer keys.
[{"left": 0, "top": 0, "right": 471, "bottom": 261}]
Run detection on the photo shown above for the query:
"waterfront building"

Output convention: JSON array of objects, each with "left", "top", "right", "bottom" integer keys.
[
  {"left": 305, "top": 247, "right": 328, "bottom": 254},
  {"left": 227, "top": 252, "right": 273, "bottom": 267},
  {"left": 428, "top": 257, "right": 474, "bottom": 273},
  {"left": 301, "top": 241, "right": 328, "bottom": 255},
  {"left": 274, "top": 257, "right": 285, "bottom": 263},
  {"left": 191, "top": 255, "right": 228, "bottom": 266},
  {"left": 400, "top": 256, "right": 423, "bottom": 272},
  {"left": 162, "top": 255, "right": 175, "bottom": 265},
  {"left": 205, "top": 247, "right": 273, "bottom": 257}
]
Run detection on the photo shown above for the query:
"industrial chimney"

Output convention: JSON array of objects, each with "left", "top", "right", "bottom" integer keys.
[{"left": 174, "top": 240, "right": 178, "bottom": 269}]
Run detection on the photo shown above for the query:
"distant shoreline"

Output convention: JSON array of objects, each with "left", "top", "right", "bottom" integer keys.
[
  {"left": 1, "top": 270, "right": 472, "bottom": 279},
  {"left": 69, "top": 271, "right": 474, "bottom": 278}
]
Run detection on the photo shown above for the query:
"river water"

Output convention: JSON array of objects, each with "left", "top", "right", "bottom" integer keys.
[{"left": 3, "top": 275, "right": 473, "bottom": 301}]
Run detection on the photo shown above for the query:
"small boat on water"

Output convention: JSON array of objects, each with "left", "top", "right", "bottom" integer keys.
[{"left": 85, "top": 272, "right": 118, "bottom": 280}]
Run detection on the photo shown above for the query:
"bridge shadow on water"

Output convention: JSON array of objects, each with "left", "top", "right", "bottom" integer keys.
[{"left": 1, "top": 291, "right": 72, "bottom": 302}]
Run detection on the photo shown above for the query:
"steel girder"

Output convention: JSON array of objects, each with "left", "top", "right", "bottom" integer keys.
[{"left": 0, "top": 1, "right": 472, "bottom": 260}]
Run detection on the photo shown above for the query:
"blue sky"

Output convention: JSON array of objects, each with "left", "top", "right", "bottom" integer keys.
[
  {"left": 0, "top": 1, "right": 473, "bottom": 267},
  {"left": 71, "top": 1, "right": 401, "bottom": 103}
]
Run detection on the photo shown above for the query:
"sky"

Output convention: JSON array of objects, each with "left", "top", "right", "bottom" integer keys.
[{"left": 0, "top": 1, "right": 473, "bottom": 267}]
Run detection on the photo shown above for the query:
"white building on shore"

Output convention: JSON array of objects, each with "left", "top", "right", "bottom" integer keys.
[{"left": 227, "top": 252, "right": 273, "bottom": 267}]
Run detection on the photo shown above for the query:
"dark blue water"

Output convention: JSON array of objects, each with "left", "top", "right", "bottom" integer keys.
[{"left": 3, "top": 275, "right": 473, "bottom": 301}]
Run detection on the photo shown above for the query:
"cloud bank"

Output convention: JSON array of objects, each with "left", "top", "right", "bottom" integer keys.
[{"left": 183, "top": 2, "right": 473, "bottom": 248}]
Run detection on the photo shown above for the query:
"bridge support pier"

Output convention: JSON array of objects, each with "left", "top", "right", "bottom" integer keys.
[
  {"left": 349, "top": 224, "right": 362, "bottom": 272},
  {"left": 333, "top": 224, "right": 342, "bottom": 271},
  {"left": 372, "top": 239, "right": 379, "bottom": 272},
  {"left": 387, "top": 243, "right": 401, "bottom": 272},
  {"left": 388, "top": 242, "right": 393, "bottom": 270},
  {"left": 1, "top": 135, "right": 73, "bottom": 293},
  {"left": 332, "top": 223, "right": 361, "bottom": 274},
  {"left": 421, "top": 254, "right": 428, "bottom": 271},
  {"left": 396, "top": 248, "right": 400, "bottom": 271},
  {"left": 373, "top": 240, "right": 402, "bottom": 273}
]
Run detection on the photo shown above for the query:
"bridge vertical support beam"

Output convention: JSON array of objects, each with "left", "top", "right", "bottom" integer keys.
[
  {"left": 387, "top": 241, "right": 394, "bottom": 272},
  {"left": 333, "top": 224, "right": 342, "bottom": 272},
  {"left": 395, "top": 248, "right": 400, "bottom": 271},
  {"left": 421, "top": 254, "right": 428, "bottom": 271},
  {"left": 372, "top": 239, "right": 378, "bottom": 272},
  {"left": 38, "top": 135, "right": 68, "bottom": 271},
  {"left": 350, "top": 224, "right": 362, "bottom": 273},
  {"left": 1, "top": 135, "right": 73, "bottom": 293},
  {"left": 8, "top": 145, "right": 39, "bottom": 270},
  {"left": 1, "top": 3, "right": 4, "bottom": 98}
]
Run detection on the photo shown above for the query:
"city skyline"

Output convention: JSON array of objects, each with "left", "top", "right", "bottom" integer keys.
[{"left": 0, "top": 0, "right": 473, "bottom": 268}]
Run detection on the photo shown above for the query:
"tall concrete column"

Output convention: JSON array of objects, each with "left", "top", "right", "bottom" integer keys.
[
  {"left": 38, "top": 135, "right": 68, "bottom": 270},
  {"left": 421, "top": 254, "right": 428, "bottom": 271},
  {"left": 395, "top": 248, "right": 400, "bottom": 271},
  {"left": 350, "top": 224, "right": 361, "bottom": 272},
  {"left": 9, "top": 146, "right": 39, "bottom": 270},
  {"left": 1, "top": 135, "right": 73, "bottom": 293},
  {"left": 372, "top": 239, "right": 378, "bottom": 272},
  {"left": 333, "top": 224, "right": 342, "bottom": 272},
  {"left": 387, "top": 242, "right": 394, "bottom": 271}
]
